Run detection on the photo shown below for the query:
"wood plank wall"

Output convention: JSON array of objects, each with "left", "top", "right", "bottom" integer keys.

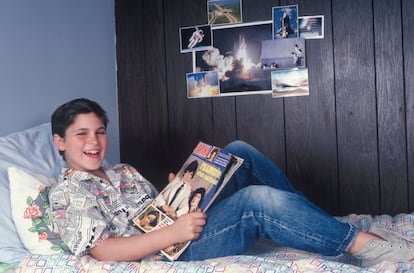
[{"left": 115, "top": 0, "right": 414, "bottom": 216}]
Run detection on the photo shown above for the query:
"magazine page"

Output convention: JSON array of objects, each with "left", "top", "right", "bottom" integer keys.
[
  {"left": 203, "top": 154, "right": 244, "bottom": 211},
  {"left": 133, "top": 141, "right": 242, "bottom": 261},
  {"left": 133, "top": 203, "right": 190, "bottom": 260},
  {"left": 153, "top": 141, "right": 234, "bottom": 219}
]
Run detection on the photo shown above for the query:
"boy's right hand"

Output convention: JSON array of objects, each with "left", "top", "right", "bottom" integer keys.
[{"left": 171, "top": 210, "right": 206, "bottom": 242}]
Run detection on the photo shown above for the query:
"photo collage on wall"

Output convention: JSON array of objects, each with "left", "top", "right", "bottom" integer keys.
[{"left": 180, "top": 0, "right": 324, "bottom": 99}]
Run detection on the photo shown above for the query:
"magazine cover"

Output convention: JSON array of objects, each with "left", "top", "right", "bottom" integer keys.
[{"left": 133, "top": 141, "right": 241, "bottom": 261}]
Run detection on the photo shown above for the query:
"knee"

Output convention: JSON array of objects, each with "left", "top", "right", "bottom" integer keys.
[
  {"left": 239, "top": 185, "right": 289, "bottom": 209},
  {"left": 224, "top": 140, "right": 255, "bottom": 157},
  {"left": 224, "top": 140, "right": 249, "bottom": 150}
]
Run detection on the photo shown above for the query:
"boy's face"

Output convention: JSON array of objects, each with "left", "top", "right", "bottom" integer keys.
[{"left": 53, "top": 113, "right": 108, "bottom": 174}]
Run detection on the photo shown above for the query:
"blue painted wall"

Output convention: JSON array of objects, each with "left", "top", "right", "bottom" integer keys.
[{"left": 0, "top": 0, "right": 119, "bottom": 163}]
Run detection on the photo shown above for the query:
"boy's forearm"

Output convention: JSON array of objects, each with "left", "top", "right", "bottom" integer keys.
[{"left": 89, "top": 226, "right": 178, "bottom": 262}]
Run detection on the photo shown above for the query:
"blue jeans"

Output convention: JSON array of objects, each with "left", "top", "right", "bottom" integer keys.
[{"left": 179, "top": 140, "right": 357, "bottom": 261}]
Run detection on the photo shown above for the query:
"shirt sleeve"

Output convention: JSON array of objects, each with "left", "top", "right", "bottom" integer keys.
[
  {"left": 115, "top": 164, "right": 159, "bottom": 198},
  {"left": 49, "top": 179, "right": 109, "bottom": 256}
]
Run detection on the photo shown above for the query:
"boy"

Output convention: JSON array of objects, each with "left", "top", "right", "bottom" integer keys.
[{"left": 49, "top": 98, "right": 414, "bottom": 266}]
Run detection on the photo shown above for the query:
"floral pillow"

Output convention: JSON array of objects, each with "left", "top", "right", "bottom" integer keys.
[{"left": 8, "top": 166, "right": 69, "bottom": 254}]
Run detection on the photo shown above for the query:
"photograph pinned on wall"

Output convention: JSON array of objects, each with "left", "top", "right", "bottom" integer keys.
[
  {"left": 271, "top": 68, "right": 309, "bottom": 98},
  {"left": 180, "top": 24, "right": 213, "bottom": 53},
  {"left": 299, "top": 15, "right": 324, "bottom": 39},
  {"left": 272, "top": 5, "right": 298, "bottom": 39},
  {"left": 261, "top": 37, "right": 305, "bottom": 71},
  {"left": 186, "top": 70, "right": 220, "bottom": 98},
  {"left": 207, "top": 0, "right": 242, "bottom": 26},
  {"left": 195, "top": 20, "right": 273, "bottom": 96}
]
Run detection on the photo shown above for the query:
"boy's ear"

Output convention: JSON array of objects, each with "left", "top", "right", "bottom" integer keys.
[{"left": 53, "top": 134, "right": 65, "bottom": 152}]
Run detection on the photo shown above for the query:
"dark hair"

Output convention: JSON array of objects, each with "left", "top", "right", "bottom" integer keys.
[
  {"left": 51, "top": 98, "right": 108, "bottom": 157},
  {"left": 188, "top": 187, "right": 206, "bottom": 209},
  {"left": 51, "top": 98, "right": 108, "bottom": 138},
  {"left": 145, "top": 210, "right": 159, "bottom": 227},
  {"left": 183, "top": 160, "right": 199, "bottom": 178}
]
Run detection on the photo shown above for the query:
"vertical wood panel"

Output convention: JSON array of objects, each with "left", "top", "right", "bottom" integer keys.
[
  {"left": 332, "top": 0, "right": 379, "bottom": 214},
  {"left": 141, "top": 0, "right": 171, "bottom": 189},
  {"left": 115, "top": 2, "right": 149, "bottom": 166},
  {"left": 115, "top": 1, "right": 170, "bottom": 190},
  {"left": 403, "top": 0, "right": 414, "bottom": 211},
  {"left": 115, "top": 0, "right": 144, "bottom": 157},
  {"left": 164, "top": 0, "right": 215, "bottom": 173},
  {"left": 236, "top": 96, "right": 287, "bottom": 170},
  {"left": 212, "top": 97, "right": 237, "bottom": 148},
  {"left": 115, "top": 0, "right": 168, "bottom": 187},
  {"left": 374, "top": 0, "right": 407, "bottom": 214},
  {"left": 236, "top": 0, "right": 287, "bottom": 171},
  {"left": 115, "top": 0, "right": 414, "bottom": 215},
  {"left": 280, "top": 0, "right": 339, "bottom": 214}
]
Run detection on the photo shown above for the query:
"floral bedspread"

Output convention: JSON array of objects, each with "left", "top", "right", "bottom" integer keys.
[{"left": 10, "top": 213, "right": 414, "bottom": 273}]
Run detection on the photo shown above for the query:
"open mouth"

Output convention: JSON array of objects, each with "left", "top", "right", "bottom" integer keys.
[{"left": 84, "top": 150, "right": 100, "bottom": 156}]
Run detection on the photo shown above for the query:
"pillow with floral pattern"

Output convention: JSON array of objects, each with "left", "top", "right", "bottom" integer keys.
[{"left": 8, "top": 166, "right": 69, "bottom": 254}]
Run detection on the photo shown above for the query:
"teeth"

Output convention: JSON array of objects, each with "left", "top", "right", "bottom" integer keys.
[{"left": 85, "top": 150, "right": 99, "bottom": 155}]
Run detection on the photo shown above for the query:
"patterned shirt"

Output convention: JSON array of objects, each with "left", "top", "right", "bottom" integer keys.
[{"left": 49, "top": 164, "right": 158, "bottom": 256}]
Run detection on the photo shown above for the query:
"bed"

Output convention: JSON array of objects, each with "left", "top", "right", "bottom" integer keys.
[{"left": 1, "top": 123, "right": 414, "bottom": 273}]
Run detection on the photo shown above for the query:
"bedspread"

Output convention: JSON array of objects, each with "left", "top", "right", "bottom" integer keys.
[
  {"left": 9, "top": 213, "right": 414, "bottom": 273},
  {"left": 12, "top": 251, "right": 413, "bottom": 273}
]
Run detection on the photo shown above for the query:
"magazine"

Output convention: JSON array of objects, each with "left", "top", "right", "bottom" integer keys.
[{"left": 132, "top": 141, "right": 243, "bottom": 261}]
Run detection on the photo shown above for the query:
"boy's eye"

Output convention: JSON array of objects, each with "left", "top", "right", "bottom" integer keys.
[{"left": 97, "top": 130, "right": 106, "bottom": 135}]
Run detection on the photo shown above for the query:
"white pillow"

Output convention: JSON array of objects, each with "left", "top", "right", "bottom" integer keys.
[
  {"left": 0, "top": 122, "right": 65, "bottom": 264},
  {"left": 8, "top": 166, "right": 69, "bottom": 254}
]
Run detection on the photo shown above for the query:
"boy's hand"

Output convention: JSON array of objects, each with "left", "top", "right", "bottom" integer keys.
[
  {"left": 166, "top": 172, "right": 206, "bottom": 242},
  {"left": 171, "top": 210, "right": 206, "bottom": 242}
]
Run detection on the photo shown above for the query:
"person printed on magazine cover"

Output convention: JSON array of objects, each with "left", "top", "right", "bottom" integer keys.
[
  {"left": 188, "top": 187, "right": 206, "bottom": 213},
  {"left": 153, "top": 160, "right": 199, "bottom": 219},
  {"left": 48, "top": 98, "right": 414, "bottom": 266},
  {"left": 138, "top": 209, "right": 160, "bottom": 231}
]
